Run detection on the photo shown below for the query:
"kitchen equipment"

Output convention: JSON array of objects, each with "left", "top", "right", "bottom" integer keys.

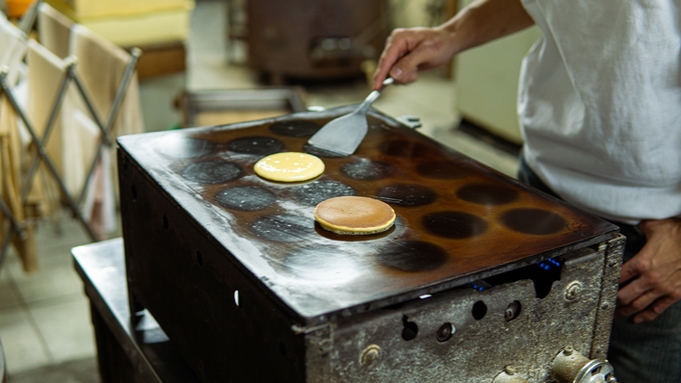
[
  {"left": 244, "top": 0, "right": 389, "bottom": 84},
  {"left": 118, "top": 106, "right": 623, "bottom": 382},
  {"left": 307, "top": 77, "right": 392, "bottom": 156},
  {"left": 178, "top": 87, "right": 307, "bottom": 128}
]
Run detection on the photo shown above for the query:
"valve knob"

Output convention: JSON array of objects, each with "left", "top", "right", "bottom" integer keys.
[{"left": 552, "top": 346, "right": 617, "bottom": 383}]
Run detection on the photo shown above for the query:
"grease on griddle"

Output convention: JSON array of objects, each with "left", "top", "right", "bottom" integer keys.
[
  {"left": 377, "top": 184, "right": 437, "bottom": 207},
  {"left": 456, "top": 183, "right": 519, "bottom": 205},
  {"left": 250, "top": 214, "right": 313, "bottom": 242},
  {"left": 181, "top": 160, "right": 243, "bottom": 184},
  {"left": 378, "top": 139, "right": 430, "bottom": 158},
  {"left": 281, "top": 247, "right": 362, "bottom": 283},
  {"left": 215, "top": 185, "right": 276, "bottom": 211},
  {"left": 376, "top": 241, "right": 448, "bottom": 272},
  {"left": 341, "top": 159, "right": 395, "bottom": 181},
  {"left": 269, "top": 120, "right": 321, "bottom": 137},
  {"left": 417, "top": 160, "right": 473, "bottom": 180},
  {"left": 156, "top": 136, "right": 216, "bottom": 159},
  {"left": 294, "top": 180, "right": 356, "bottom": 206},
  {"left": 422, "top": 211, "right": 488, "bottom": 239},
  {"left": 500, "top": 208, "right": 567, "bottom": 235},
  {"left": 226, "top": 136, "right": 285, "bottom": 155}
]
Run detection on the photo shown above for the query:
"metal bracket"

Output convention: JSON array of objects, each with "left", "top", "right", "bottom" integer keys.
[{"left": 397, "top": 114, "right": 422, "bottom": 129}]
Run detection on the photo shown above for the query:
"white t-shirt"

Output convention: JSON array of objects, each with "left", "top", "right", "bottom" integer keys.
[{"left": 518, "top": 0, "right": 681, "bottom": 224}]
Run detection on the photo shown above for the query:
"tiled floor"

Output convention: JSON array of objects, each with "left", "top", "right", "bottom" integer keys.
[
  {"left": 0, "top": 0, "right": 518, "bottom": 382},
  {"left": 0, "top": 215, "right": 102, "bottom": 382}
]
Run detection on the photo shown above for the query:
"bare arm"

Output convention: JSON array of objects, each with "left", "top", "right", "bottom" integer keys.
[{"left": 373, "top": 0, "right": 535, "bottom": 89}]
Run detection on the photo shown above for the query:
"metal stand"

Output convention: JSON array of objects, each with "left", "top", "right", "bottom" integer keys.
[{"left": 0, "top": 4, "right": 141, "bottom": 268}]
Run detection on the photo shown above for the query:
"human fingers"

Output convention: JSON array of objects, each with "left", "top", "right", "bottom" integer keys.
[
  {"left": 616, "top": 250, "right": 655, "bottom": 307},
  {"left": 616, "top": 285, "right": 660, "bottom": 318},
  {"left": 387, "top": 41, "right": 447, "bottom": 84},
  {"left": 374, "top": 27, "right": 456, "bottom": 88},
  {"left": 631, "top": 296, "right": 678, "bottom": 323},
  {"left": 615, "top": 244, "right": 681, "bottom": 320},
  {"left": 618, "top": 254, "right": 640, "bottom": 285},
  {"left": 373, "top": 28, "right": 413, "bottom": 89},
  {"left": 388, "top": 29, "right": 455, "bottom": 84}
]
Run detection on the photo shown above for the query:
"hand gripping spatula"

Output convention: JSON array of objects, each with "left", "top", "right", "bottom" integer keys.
[{"left": 307, "top": 78, "right": 394, "bottom": 156}]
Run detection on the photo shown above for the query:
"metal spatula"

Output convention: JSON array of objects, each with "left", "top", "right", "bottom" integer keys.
[{"left": 308, "top": 78, "right": 394, "bottom": 156}]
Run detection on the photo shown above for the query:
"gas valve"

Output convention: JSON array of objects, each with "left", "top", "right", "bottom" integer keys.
[{"left": 551, "top": 346, "right": 617, "bottom": 383}]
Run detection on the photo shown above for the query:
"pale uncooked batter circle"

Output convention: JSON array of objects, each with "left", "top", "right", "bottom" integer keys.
[{"left": 254, "top": 152, "right": 325, "bottom": 182}]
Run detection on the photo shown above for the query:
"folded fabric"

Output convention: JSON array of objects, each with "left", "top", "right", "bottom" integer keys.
[
  {"left": 37, "top": 2, "right": 74, "bottom": 59},
  {"left": 68, "top": 24, "right": 145, "bottom": 238},
  {"left": 0, "top": 13, "right": 29, "bottom": 86},
  {"left": 0, "top": 14, "right": 38, "bottom": 272},
  {"left": 24, "top": 40, "right": 71, "bottom": 216},
  {"left": 0, "top": 95, "right": 38, "bottom": 272},
  {"left": 70, "top": 24, "right": 144, "bottom": 134}
]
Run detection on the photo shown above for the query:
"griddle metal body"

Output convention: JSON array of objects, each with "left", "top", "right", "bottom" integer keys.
[{"left": 117, "top": 106, "right": 623, "bottom": 383}]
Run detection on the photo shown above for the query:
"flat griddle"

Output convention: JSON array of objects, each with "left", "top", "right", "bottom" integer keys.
[{"left": 118, "top": 106, "right": 617, "bottom": 324}]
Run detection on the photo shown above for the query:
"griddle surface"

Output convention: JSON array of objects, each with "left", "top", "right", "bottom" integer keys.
[{"left": 118, "top": 107, "right": 617, "bottom": 321}]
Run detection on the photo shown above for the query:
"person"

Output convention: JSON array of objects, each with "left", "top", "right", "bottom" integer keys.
[{"left": 372, "top": 1, "right": 681, "bottom": 382}]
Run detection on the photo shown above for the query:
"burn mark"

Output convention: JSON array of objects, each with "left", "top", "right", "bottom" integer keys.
[
  {"left": 250, "top": 214, "right": 314, "bottom": 242},
  {"left": 215, "top": 186, "right": 276, "bottom": 211},
  {"left": 294, "top": 180, "right": 356, "bottom": 206},
  {"left": 378, "top": 140, "right": 430, "bottom": 158},
  {"left": 377, "top": 184, "right": 437, "bottom": 207},
  {"left": 500, "top": 208, "right": 567, "bottom": 235},
  {"left": 376, "top": 241, "right": 448, "bottom": 272},
  {"left": 341, "top": 160, "right": 395, "bottom": 181},
  {"left": 456, "top": 183, "right": 520, "bottom": 205},
  {"left": 422, "top": 211, "right": 488, "bottom": 239},
  {"left": 417, "top": 160, "right": 473, "bottom": 180},
  {"left": 269, "top": 120, "right": 321, "bottom": 137},
  {"left": 226, "top": 136, "right": 285, "bottom": 155},
  {"left": 181, "top": 160, "right": 243, "bottom": 184}
]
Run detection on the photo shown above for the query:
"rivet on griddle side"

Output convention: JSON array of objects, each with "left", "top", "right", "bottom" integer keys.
[
  {"left": 565, "top": 281, "right": 583, "bottom": 301},
  {"left": 360, "top": 344, "right": 381, "bottom": 367}
]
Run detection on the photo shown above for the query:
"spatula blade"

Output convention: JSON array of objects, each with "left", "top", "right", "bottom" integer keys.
[
  {"left": 307, "top": 78, "right": 392, "bottom": 156},
  {"left": 307, "top": 111, "right": 368, "bottom": 156}
]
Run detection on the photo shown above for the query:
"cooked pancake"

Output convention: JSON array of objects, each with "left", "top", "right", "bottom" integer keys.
[
  {"left": 254, "top": 152, "right": 324, "bottom": 182},
  {"left": 314, "top": 196, "right": 396, "bottom": 235}
]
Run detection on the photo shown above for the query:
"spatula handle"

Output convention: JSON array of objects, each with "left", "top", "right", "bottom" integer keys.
[{"left": 357, "top": 78, "right": 393, "bottom": 114}]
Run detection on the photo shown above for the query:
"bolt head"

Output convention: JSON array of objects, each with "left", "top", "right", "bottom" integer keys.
[
  {"left": 360, "top": 345, "right": 381, "bottom": 366},
  {"left": 565, "top": 281, "right": 583, "bottom": 300},
  {"left": 436, "top": 323, "right": 454, "bottom": 342}
]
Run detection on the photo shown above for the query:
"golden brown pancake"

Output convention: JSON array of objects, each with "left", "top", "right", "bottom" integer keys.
[{"left": 314, "top": 196, "right": 396, "bottom": 235}]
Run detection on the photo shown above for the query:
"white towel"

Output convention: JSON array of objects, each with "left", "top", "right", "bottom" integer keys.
[
  {"left": 24, "top": 40, "right": 84, "bottom": 218},
  {"left": 69, "top": 24, "right": 144, "bottom": 137},
  {"left": 37, "top": 3, "right": 74, "bottom": 60},
  {"left": 0, "top": 86, "right": 37, "bottom": 272},
  {"left": 0, "top": 13, "right": 28, "bottom": 86},
  {"left": 0, "top": 15, "right": 36, "bottom": 272},
  {"left": 68, "top": 25, "right": 145, "bottom": 238}
]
